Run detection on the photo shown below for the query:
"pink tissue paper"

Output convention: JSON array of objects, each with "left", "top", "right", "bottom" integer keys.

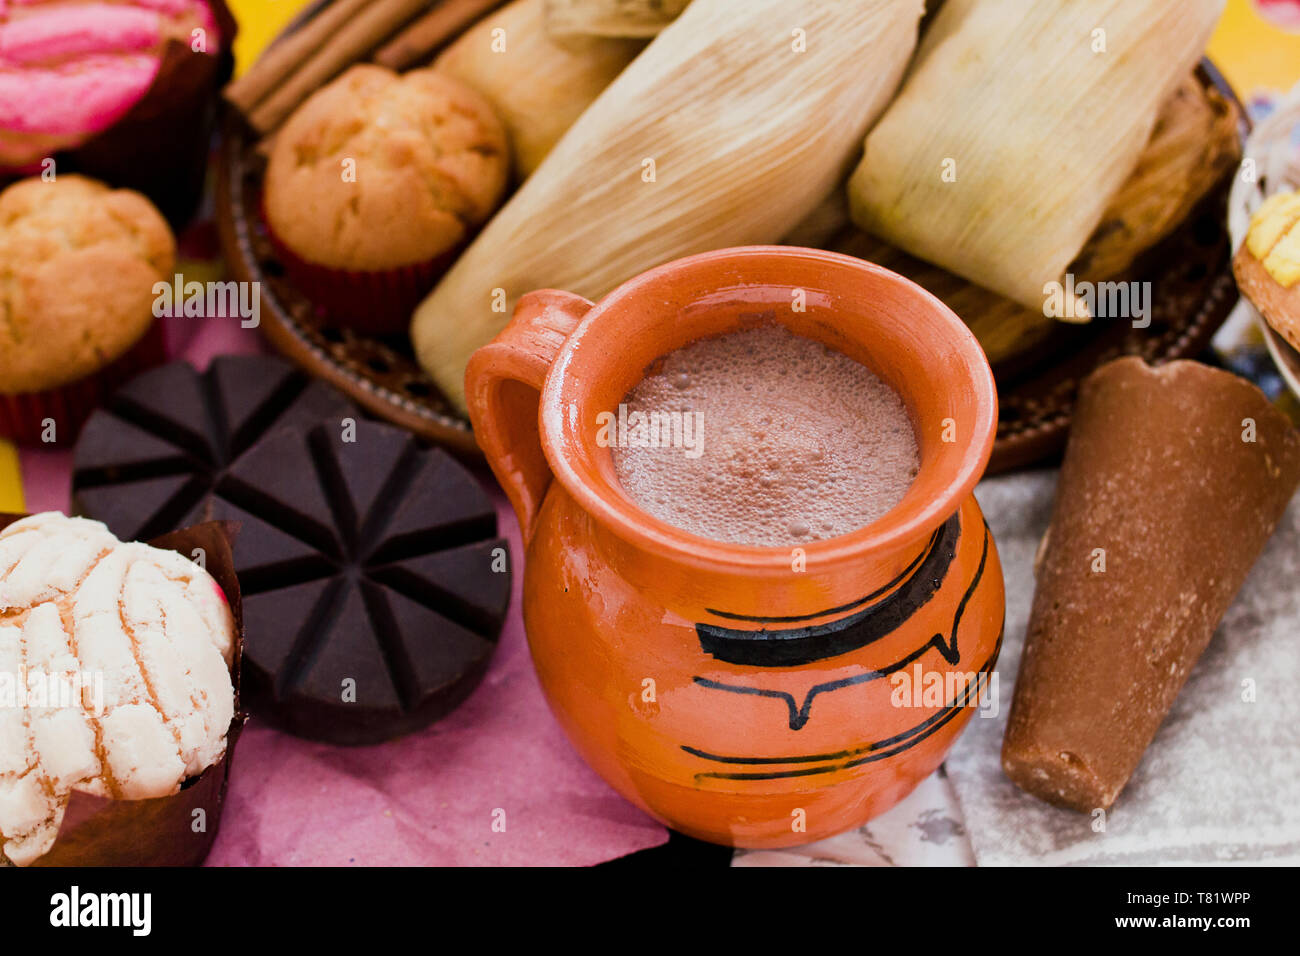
[{"left": 18, "top": 309, "right": 669, "bottom": 867}]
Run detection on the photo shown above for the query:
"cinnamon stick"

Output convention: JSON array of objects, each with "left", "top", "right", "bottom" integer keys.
[
  {"left": 224, "top": 0, "right": 374, "bottom": 114},
  {"left": 544, "top": 0, "right": 689, "bottom": 38},
  {"left": 374, "top": 0, "right": 506, "bottom": 70},
  {"left": 248, "top": 0, "right": 438, "bottom": 133}
]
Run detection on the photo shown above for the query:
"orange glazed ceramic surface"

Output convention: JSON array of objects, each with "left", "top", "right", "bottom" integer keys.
[{"left": 466, "top": 247, "right": 1004, "bottom": 848}]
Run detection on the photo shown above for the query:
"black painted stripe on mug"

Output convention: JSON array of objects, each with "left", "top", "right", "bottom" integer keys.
[
  {"left": 703, "top": 521, "right": 944, "bottom": 624},
  {"left": 695, "top": 513, "right": 963, "bottom": 667},
  {"left": 690, "top": 639, "right": 1001, "bottom": 784},
  {"left": 690, "top": 525, "right": 992, "bottom": 730},
  {"left": 685, "top": 625, "right": 1002, "bottom": 765}
]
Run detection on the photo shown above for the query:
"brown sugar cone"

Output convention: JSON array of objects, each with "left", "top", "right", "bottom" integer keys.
[
  {"left": 0, "top": 514, "right": 246, "bottom": 867},
  {"left": 1001, "top": 358, "right": 1300, "bottom": 812}
]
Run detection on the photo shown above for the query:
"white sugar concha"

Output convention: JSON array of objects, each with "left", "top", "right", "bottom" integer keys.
[{"left": 0, "top": 513, "right": 236, "bottom": 866}]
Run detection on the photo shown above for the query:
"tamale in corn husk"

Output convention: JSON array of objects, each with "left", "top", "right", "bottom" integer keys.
[
  {"left": 414, "top": 0, "right": 926, "bottom": 411},
  {"left": 829, "top": 228, "right": 1057, "bottom": 365},
  {"left": 848, "top": 0, "right": 1224, "bottom": 319},
  {"left": 781, "top": 186, "right": 1057, "bottom": 362},
  {"left": 435, "top": 0, "right": 644, "bottom": 179},
  {"left": 544, "top": 0, "right": 689, "bottom": 38},
  {"left": 1073, "top": 71, "right": 1241, "bottom": 281},
  {"left": 787, "top": 67, "right": 1240, "bottom": 365}
]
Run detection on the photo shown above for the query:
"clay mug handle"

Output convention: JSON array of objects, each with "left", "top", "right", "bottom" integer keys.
[{"left": 465, "top": 290, "right": 594, "bottom": 545}]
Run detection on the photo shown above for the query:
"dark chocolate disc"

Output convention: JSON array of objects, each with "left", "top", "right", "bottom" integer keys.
[
  {"left": 72, "top": 356, "right": 357, "bottom": 542},
  {"left": 72, "top": 357, "right": 512, "bottom": 744}
]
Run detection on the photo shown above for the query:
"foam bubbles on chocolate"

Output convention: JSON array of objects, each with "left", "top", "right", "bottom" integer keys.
[{"left": 610, "top": 325, "right": 920, "bottom": 548}]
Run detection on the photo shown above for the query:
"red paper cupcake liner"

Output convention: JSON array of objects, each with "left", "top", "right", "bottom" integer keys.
[
  {"left": 0, "top": 321, "right": 167, "bottom": 446},
  {"left": 263, "top": 211, "right": 454, "bottom": 337}
]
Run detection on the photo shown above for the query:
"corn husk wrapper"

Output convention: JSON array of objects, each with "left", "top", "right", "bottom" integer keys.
[
  {"left": 544, "top": 0, "right": 689, "bottom": 38},
  {"left": 796, "top": 68, "right": 1242, "bottom": 364},
  {"left": 832, "top": 229, "right": 1056, "bottom": 365},
  {"left": 415, "top": 0, "right": 926, "bottom": 411},
  {"left": 849, "top": 0, "right": 1224, "bottom": 319},
  {"left": 1074, "top": 71, "right": 1241, "bottom": 282},
  {"left": 435, "top": 0, "right": 644, "bottom": 180}
]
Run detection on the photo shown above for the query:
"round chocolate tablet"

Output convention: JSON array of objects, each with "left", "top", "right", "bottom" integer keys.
[
  {"left": 73, "top": 357, "right": 512, "bottom": 744},
  {"left": 73, "top": 355, "right": 358, "bottom": 542}
]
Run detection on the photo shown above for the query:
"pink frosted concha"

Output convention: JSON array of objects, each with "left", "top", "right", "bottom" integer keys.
[{"left": 0, "top": 0, "right": 220, "bottom": 168}]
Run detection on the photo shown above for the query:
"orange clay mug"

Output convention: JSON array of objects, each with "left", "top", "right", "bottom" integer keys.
[{"left": 466, "top": 247, "right": 1003, "bottom": 848}]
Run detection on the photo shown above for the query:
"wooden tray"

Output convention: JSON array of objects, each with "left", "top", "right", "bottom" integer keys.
[{"left": 215, "top": 11, "right": 1247, "bottom": 469}]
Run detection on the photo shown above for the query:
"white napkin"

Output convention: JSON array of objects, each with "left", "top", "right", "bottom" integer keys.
[
  {"left": 732, "top": 770, "right": 973, "bottom": 867},
  {"left": 946, "top": 470, "right": 1300, "bottom": 865}
]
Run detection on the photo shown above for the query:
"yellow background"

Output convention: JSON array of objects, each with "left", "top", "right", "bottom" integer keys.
[
  {"left": 227, "top": 0, "right": 312, "bottom": 77},
  {"left": 1208, "top": 0, "right": 1300, "bottom": 94}
]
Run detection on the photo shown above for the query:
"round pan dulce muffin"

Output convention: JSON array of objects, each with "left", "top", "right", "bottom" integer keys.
[
  {"left": 0, "top": 174, "right": 175, "bottom": 444},
  {"left": 0, "top": 512, "right": 237, "bottom": 867},
  {"left": 1234, "top": 188, "right": 1300, "bottom": 352},
  {"left": 0, "top": 0, "right": 232, "bottom": 226},
  {"left": 263, "top": 64, "right": 509, "bottom": 335}
]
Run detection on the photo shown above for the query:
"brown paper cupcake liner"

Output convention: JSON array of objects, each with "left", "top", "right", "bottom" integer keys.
[
  {"left": 0, "top": 515, "right": 245, "bottom": 867},
  {"left": 0, "top": 321, "right": 167, "bottom": 447}
]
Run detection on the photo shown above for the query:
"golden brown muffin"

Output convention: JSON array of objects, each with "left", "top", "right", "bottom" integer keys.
[
  {"left": 0, "top": 174, "right": 175, "bottom": 394},
  {"left": 263, "top": 64, "right": 509, "bottom": 272},
  {"left": 1234, "top": 189, "right": 1300, "bottom": 352}
]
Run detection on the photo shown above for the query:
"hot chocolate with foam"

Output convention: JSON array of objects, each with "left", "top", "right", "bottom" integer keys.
[{"left": 609, "top": 324, "right": 919, "bottom": 548}]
